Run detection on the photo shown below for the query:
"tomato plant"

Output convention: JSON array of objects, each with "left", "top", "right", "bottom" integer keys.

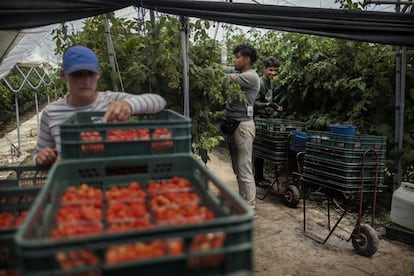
[{"left": 1, "top": 10, "right": 412, "bottom": 183}]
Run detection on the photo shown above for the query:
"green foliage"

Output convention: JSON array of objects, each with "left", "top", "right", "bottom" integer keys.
[
  {"left": 239, "top": 29, "right": 413, "bottom": 184},
  {"left": 335, "top": 0, "right": 363, "bottom": 10},
  {"left": 2, "top": 11, "right": 412, "bottom": 183},
  {"left": 50, "top": 14, "right": 233, "bottom": 163}
]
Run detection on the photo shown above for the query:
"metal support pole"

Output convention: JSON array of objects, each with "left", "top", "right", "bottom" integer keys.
[
  {"left": 104, "top": 14, "right": 119, "bottom": 92},
  {"left": 14, "top": 92, "right": 21, "bottom": 157},
  {"left": 394, "top": 45, "right": 402, "bottom": 190},
  {"left": 393, "top": 2, "right": 407, "bottom": 191},
  {"left": 180, "top": 16, "right": 190, "bottom": 118},
  {"left": 395, "top": 46, "right": 407, "bottom": 190},
  {"left": 34, "top": 90, "right": 40, "bottom": 133}
]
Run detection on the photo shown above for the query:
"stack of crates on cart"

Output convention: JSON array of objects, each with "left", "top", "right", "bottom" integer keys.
[
  {"left": 16, "top": 109, "right": 255, "bottom": 276},
  {"left": 0, "top": 166, "right": 49, "bottom": 275},
  {"left": 253, "top": 118, "right": 307, "bottom": 165},
  {"left": 302, "top": 130, "right": 387, "bottom": 193}
]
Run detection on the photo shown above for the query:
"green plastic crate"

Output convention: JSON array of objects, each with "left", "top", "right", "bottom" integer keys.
[
  {"left": 306, "top": 131, "right": 387, "bottom": 152},
  {"left": 0, "top": 165, "right": 49, "bottom": 189},
  {"left": 0, "top": 165, "right": 50, "bottom": 237},
  {"left": 253, "top": 135, "right": 287, "bottom": 152},
  {"left": 15, "top": 154, "right": 254, "bottom": 276},
  {"left": 255, "top": 128, "right": 290, "bottom": 140},
  {"left": 302, "top": 173, "right": 385, "bottom": 194},
  {"left": 304, "top": 153, "right": 385, "bottom": 171},
  {"left": 303, "top": 155, "right": 385, "bottom": 180},
  {"left": 253, "top": 119, "right": 307, "bottom": 163},
  {"left": 304, "top": 148, "right": 385, "bottom": 165},
  {"left": 302, "top": 164, "right": 384, "bottom": 185},
  {"left": 60, "top": 109, "right": 192, "bottom": 159},
  {"left": 385, "top": 223, "right": 414, "bottom": 246},
  {"left": 255, "top": 118, "right": 307, "bottom": 132},
  {"left": 302, "top": 130, "right": 387, "bottom": 193},
  {"left": 0, "top": 165, "right": 50, "bottom": 275},
  {"left": 0, "top": 187, "right": 39, "bottom": 238},
  {"left": 305, "top": 144, "right": 386, "bottom": 165},
  {"left": 0, "top": 236, "right": 19, "bottom": 275},
  {"left": 253, "top": 144, "right": 287, "bottom": 164}
]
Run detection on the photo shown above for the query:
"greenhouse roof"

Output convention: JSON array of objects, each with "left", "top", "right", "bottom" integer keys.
[{"left": 0, "top": 0, "right": 413, "bottom": 79}]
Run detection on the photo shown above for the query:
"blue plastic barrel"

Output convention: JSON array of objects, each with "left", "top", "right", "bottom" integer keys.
[{"left": 289, "top": 131, "right": 307, "bottom": 152}]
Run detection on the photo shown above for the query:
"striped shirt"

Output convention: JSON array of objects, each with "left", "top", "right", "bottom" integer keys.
[{"left": 33, "top": 91, "right": 166, "bottom": 162}]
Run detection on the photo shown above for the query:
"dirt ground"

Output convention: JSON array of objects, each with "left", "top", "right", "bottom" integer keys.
[
  {"left": 1, "top": 111, "right": 414, "bottom": 276},
  {"left": 206, "top": 149, "right": 414, "bottom": 276}
]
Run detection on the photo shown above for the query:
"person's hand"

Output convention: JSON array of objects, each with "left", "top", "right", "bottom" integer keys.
[
  {"left": 269, "top": 102, "right": 283, "bottom": 111},
  {"left": 36, "top": 147, "right": 58, "bottom": 166},
  {"left": 103, "top": 101, "right": 132, "bottom": 122}
]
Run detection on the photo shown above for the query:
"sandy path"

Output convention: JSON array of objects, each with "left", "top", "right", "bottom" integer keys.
[{"left": 0, "top": 111, "right": 41, "bottom": 178}]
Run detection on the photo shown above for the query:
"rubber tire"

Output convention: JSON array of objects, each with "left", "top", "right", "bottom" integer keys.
[
  {"left": 351, "top": 223, "right": 379, "bottom": 257},
  {"left": 284, "top": 185, "right": 300, "bottom": 208}
]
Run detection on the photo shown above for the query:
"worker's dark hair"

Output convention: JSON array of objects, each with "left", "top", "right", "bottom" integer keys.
[
  {"left": 233, "top": 44, "right": 258, "bottom": 64},
  {"left": 263, "top": 56, "right": 280, "bottom": 68}
]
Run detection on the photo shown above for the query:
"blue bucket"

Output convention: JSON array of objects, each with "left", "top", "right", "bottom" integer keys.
[
  {"left": 330, "top": 124, "right": 357, "bottom": 136},
  {"left": 289, "top": 131, "right": 307, "bottom": 152}
]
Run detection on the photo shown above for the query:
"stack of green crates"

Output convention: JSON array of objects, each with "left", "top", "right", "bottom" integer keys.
[
  {"left": 15, "top": 110, "right": 255, "bottom": 275},
  {"left": 253, "top": 118, "right": 307, "bottom": 164},
  {"left": 16, "top": 155, "right": 254, "bottom": 276},
  {"left": 0, "top": 165, "right": 49, "bottom": 275},
  {"left": 302, "top": 130, "right": 387, "bottom": 193}
]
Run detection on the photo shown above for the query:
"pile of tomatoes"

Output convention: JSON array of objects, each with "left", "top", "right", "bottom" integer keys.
[
  {"left": 0, "top": 211, "right": 29, "bottom": 229},
  {"left": 106, "top": 129, "right": 150, "bottom": 141},
  {"left": 50, "top": 177, "right": 215, "bottom": 238},
  {"left": 0, "top": 194, "right": 36, "bottom": 205},
  {"left": 55, "top": 250, "right": 100, "bottom": 276},
  {"left": 0, "top": 180, "right": 47, "bottom": 275},
  {"left": 80, "top": 131, "right": 104, "bottom": 155},
  {"left": 0, "top": 269, "right": 19, "bottom": 276},
  {"left": 79, "top": 127, "right": 174, "bottom": 155},
  {"left": 49, "top": 176, "right": 227, "bottom": 270},
  {"left": 151, "top": 128, "right": 173, "bottom": 152},
  {"left": 0, "top": 193, "right": 36, "bottom": 230}
]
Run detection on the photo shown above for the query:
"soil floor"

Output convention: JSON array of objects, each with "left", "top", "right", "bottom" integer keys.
[
  {"left": 1, "top": 110, "right": 413, "bottom": 275},
  {"left": 206, "top": 149, "right": 414, "bottom": 276}
]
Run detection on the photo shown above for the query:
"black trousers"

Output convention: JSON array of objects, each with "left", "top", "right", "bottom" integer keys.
[{"left": 254, "top": 156, "right": 265, "bottom": 180}]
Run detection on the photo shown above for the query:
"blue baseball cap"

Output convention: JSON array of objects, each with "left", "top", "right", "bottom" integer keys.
[{"left": 62, "top": 46, "right": 99, "bottom": 75}]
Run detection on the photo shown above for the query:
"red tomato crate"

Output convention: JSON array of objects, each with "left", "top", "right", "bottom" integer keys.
[
  {"left": 0, "top": 165, "right": 50, "bottom": 275},
  {"left": 60, "top": 109, "right": 192, "bottom": 159},
  {"left": 15, "top": 154, "right": 254, "bottom": 276}
]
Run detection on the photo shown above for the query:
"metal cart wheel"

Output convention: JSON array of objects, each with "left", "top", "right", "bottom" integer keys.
[
  {"left": 284, "top": 184, "right": 300, "bottom": 208},
  {"left": 351, "top": 223, "right": 379, "bottom": 257}
]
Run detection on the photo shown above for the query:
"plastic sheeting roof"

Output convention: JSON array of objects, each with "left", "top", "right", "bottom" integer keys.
[
  {"left": 0, "top": 26, "right": 60, "bottom": 79},
  {"left": 0, "top": 0, "right": 413, "bottom": 80},
  {"left": 140, "top": 0, "right": 413, "bottom": 46}
]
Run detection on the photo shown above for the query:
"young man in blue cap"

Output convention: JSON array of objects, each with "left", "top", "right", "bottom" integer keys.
[{"left": 34, "top": 45, "right": 167, "bottom": 166}]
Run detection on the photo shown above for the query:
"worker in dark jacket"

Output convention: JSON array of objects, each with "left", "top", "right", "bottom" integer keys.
[{"left": 254, "top": 56, "right": 283, "bottom": 187}]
